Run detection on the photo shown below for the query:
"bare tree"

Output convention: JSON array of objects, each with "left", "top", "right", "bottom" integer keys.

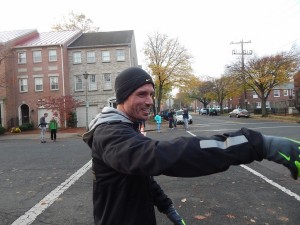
[
  {"left": 52, "top": 11, "right": 100, "bottom": 33},
  {"left": 143, "top": 32, "right": 193, "bottom": 113}
]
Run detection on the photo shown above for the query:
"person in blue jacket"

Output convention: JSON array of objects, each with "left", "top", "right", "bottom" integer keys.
[
  {"left": 83, "top": 67, "right": 300, "bottom": 225},
  {"left": 154, "top": 113, "right": 162, "bottom": 132}
]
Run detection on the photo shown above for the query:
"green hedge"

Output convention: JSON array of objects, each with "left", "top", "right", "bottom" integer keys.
[
  {"left": 0, "top": 125, "right": 6, "bottom": 135},
  {"left": 19, "top": 122, "right": 35, "bottom": 131}
]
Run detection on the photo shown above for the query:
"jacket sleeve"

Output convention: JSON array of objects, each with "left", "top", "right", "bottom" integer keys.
[
  {"left": 149, "top": 176, "right": 173, "bottom": 213},
  {"left": 93, "top": 124, "right": 264, "bottom": 177}
]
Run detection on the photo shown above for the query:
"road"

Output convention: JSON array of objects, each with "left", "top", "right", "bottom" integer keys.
[{"left": 0, "top": 114, "right": 299, "bottom": 225}]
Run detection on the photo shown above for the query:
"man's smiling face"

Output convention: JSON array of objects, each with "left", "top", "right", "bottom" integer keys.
[{"left": 117, "top": 83, "right": 154, "bottom": 121}]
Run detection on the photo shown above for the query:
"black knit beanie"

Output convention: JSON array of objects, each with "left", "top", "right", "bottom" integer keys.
[{"left": 115, "top": 67, "right": 154, "bottom": 104}]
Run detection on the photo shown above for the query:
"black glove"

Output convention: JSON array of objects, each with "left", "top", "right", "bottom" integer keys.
[
  {"left": 165, "top": 206, "right": 186, "bottom": 225},
  {"left": 263, "top": 135, "right": 300, "bottom": 179}
]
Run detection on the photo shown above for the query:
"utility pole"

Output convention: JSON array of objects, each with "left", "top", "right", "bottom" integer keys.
[{"left": 230, "top": 39, "right": 252, "bottom": 109}]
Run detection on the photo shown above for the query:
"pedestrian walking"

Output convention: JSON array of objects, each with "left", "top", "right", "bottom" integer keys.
[
  {"left": 154, "top": 113, "right": 162, "bottom": 132},
  {"left": 49, "top": 117, "right": 58, "bottom": 142},
  {"left": 171, "top": 109, "right": 177, "bottom": 128},
  {"left": 39, "top": 113, "right": 48, "bottom": 143},
  {"left": 182, "top": 107, "right": 189, "bottom": 130},
  {"left": 83, "top": 67, "right": 300, "bottom": 225}
]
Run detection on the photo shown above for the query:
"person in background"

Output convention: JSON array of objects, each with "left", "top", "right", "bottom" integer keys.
[
  {"left": 83, "top": 67, "right": 300, "bottom": 225},
  {"left": 154, "top": 113, "right": 162, "bottom": 132},
  {"left": 182, "top": 107, "right": 189, "bottom": 130},
  {"left": 39, "top": 113, "right": 48, "bottom": 143},
  {"left": 49, "top": 117, "right": 58, "bottom": 142},
  {"left": 171, "top": 109, "right": 177, "bottom": 128},
  {"left": 167, "top": 109, "right": 174, "bottom": 130}
]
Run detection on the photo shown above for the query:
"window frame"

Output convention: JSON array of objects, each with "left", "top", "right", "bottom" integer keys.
[
  {"left": 18, "top": 52, "right": 26, "bottom": 64},
  {"left": 116, "top": 49, "right": 125, "bottom": 61},
  {"left": 75, "top": 75, "right": 84, "bottom": 91},
  {"left": 48, "top": 49, "right": 57, "bottom": 62},
  {"left": 274, "top": 89, "right": 280, "bottom": 97},
  {"left": 103, "top": 73, "right": 112, "bottom": 90},
  {"left": 19, "top": 78, "right": 28, "bottom": 92},
  {"left": 50, "top": 77, "right": 59, "bottom": 91},
  {"left": 33, "top": 50, "right": 42, "bottom": 63},
  {"left": 89, "top": 74, "right": 97, "bottom": 91},
  {"left": 34, "top": 77, "right": 43, "bottom": 92},
  {"left": 101, "top": 51, "right": 110, "bottom": 62},
  {"left": 73, "top": 51, "right": 82, "bottom": 64},
  {"left": 86, "top": 51, "right": 96, "bottom": 64}
]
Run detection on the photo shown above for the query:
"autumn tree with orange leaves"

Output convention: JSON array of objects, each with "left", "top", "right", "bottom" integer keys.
[{"left": 228, "top": 49, "right": 300, "bottom": 117}]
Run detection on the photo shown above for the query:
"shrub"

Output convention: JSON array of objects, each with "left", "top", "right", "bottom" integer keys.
[
  {"left": 11, "top": 127, "right": 21, "bottom": 133},
  {"left": 19, "top": 122, "right": 35, "bottom": 131},
  {"left": 0, "top": 125, "right": 5, "bottom": 135}
]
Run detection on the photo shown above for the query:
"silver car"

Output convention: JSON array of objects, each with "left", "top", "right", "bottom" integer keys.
[
  {"left": 229, "top": 109, "right": 250, "bottom": 118},
  {"left": 175, "top": 110, "right": 193, "bottom": 124}
]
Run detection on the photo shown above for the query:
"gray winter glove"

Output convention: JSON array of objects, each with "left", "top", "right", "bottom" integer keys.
[
  {"left": 263, "top": 135, "right": 300, "bottom": 179},
  {"left": 165, "top": 206, "right": 186, "bottom": 225}
]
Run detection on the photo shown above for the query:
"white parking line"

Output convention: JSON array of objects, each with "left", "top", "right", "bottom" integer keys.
[
  {"left": 11, "top": 160, "right": 92, "bottom": 225},
  {"left": 187, "top": 131, "right": 300, "bottom": 202}
]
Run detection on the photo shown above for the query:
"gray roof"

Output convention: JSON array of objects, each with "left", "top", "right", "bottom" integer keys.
[
  {"left": 0, "top": 29, "right": 37, "bottom": 44},
  {"left": 275, "top": 82, "right": 294, "bottom": 89},
  {"left": 14, "top": 30, "right": 82, "bottom": 48},
  {"left": 68, "top": 30, "right": 134, "bottom": 48}
]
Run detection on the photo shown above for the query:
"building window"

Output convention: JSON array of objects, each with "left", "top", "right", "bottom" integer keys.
[
  {"left": 274, "top": 90, "right": 280, "bottom": 97},
  {"left": 35, "top": 78, "right": 43, "bottom": 91},
  {"left": 48, "top": 49, "right": 57, "bottom": 62},
  {"left": 73, "top": 52, "right": 82, "bottom": 64},
  {"left": 283, "top": 89, "right": 289, "bottom": 96},
  {"left": 33, "top": 50, "right": 42, "bottom": 63},
  {"left": 50, "top": 77, "right": 59, "bottom": 90},
  {"left": 101, "top": 51, "right": 110, "bottom": 62},
  {"left": 18, "top": 52, "right": 26, "bottom": 64},
  {"left": 19, "top": 79, "right": 28, "bottom": 92},
  {"left": 75, "top": 75, "right": 83, "bottom": 91},
  {"left": 89, "top": 74, "right": 97, "bottom": 91},
  {"left": 116, "top": 49, "right": 125, "bottom": 61},
  {"left": 256, "top": 102, "right": 261, "bottom": 108},
  {"left": 252, "top": 91, "right": 258, "bottom": 98},
  {"left": 103, "top": 73, "right": 112, "bottom": 90},
  {"left": 87, "top": 51, "right": 96, "bottom": 63}
]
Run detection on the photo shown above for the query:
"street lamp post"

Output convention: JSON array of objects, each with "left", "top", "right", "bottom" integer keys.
[{"left": 83, "top": 71, "right": 89, "bottom": 131}]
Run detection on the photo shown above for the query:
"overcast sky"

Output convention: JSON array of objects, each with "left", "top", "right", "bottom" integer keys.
[{"left": 1, "top": 0, "right": 300, "bottom": 78}]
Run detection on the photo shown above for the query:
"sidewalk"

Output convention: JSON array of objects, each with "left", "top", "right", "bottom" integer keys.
[{"left": 0, "top": 128, "right": 86, "bottom": 140}]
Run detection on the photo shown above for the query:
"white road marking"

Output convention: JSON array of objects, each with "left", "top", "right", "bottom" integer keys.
[
  {"left": 192, "top": 125, "right": 300, "bottom": 132},
  {"left": 188, "top": 131, "right": 300, "bottom": 202},
  {"left": 11, "top": 160, "right": 92, "bottom": 225},
  {"left": 241, "top": 165, "right": 300, "bottom": 201}
]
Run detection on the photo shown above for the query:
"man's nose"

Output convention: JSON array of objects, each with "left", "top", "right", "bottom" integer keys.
[{"left": 145, "top": 95, "right": 153, "bottom": 105}]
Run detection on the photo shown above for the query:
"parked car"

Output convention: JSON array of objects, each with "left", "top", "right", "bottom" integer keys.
[
  {"left": 208, "top": 108, "right": 218, "bottom": 116},
  {"left": 175, "top": 110, "right": 193, "bottom": 124},
  {"left": 199, "top": 108, "right": 209, "bottom": 115},
  {"left": 229, "top": 109, "right": 250, "bottom": 118}
]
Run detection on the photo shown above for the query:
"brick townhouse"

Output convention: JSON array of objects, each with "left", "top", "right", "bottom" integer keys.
[
  {"left": 228, "top": 81, "right": 296, "bottom": 113},
  {"left": 0, "top": 29, "right": 138, "bottom": 129}
]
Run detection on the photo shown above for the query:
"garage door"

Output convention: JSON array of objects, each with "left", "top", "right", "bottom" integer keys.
[{"left": 76, "top": 106, "right": 98, "bottom": 128}]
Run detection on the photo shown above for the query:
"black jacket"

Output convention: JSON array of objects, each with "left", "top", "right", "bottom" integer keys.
[{"left": 83, "top": 107, "right": 265, "bottom": 225}]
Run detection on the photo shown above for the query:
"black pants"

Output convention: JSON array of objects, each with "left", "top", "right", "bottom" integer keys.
[{"left": 50, "top": 129, "right": 57, "bottom": 140}]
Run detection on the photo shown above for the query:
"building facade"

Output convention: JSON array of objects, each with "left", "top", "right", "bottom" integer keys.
[
  {"left": 67, "top": 30, "right": 138, "bottom": 127},
  {"left": 0, "top": 29, "right": 139, "bottom": 129}
]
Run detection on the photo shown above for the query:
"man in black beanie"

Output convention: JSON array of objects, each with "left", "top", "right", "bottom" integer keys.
[{"left": 83, "top": 67, "right": 300, "bottom": 225}]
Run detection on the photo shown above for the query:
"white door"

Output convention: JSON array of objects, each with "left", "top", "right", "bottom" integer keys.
[{"left": 76, "top": 106, "right": 98, "bottom": 128}]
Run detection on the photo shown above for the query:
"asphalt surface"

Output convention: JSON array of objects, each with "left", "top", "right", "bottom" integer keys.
[{"left": 1, "top": 115, "right": 300, "bottom": 225}]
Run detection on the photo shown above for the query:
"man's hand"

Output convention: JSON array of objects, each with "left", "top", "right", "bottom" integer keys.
[
  {"left": 263, "top": 135, "right": 300, "bottom": 179},
  {"left": 165, "top": 206, "right": 186, "bottom": 225}
]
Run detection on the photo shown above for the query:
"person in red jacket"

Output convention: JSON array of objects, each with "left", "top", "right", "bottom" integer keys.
[{"left": 83, "top": 67, "right": 300, "bottom": 225}]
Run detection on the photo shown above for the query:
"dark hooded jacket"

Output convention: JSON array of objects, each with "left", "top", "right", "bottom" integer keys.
[{"left": 83, "top": 107, "right": 265, "bottom": 225}]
